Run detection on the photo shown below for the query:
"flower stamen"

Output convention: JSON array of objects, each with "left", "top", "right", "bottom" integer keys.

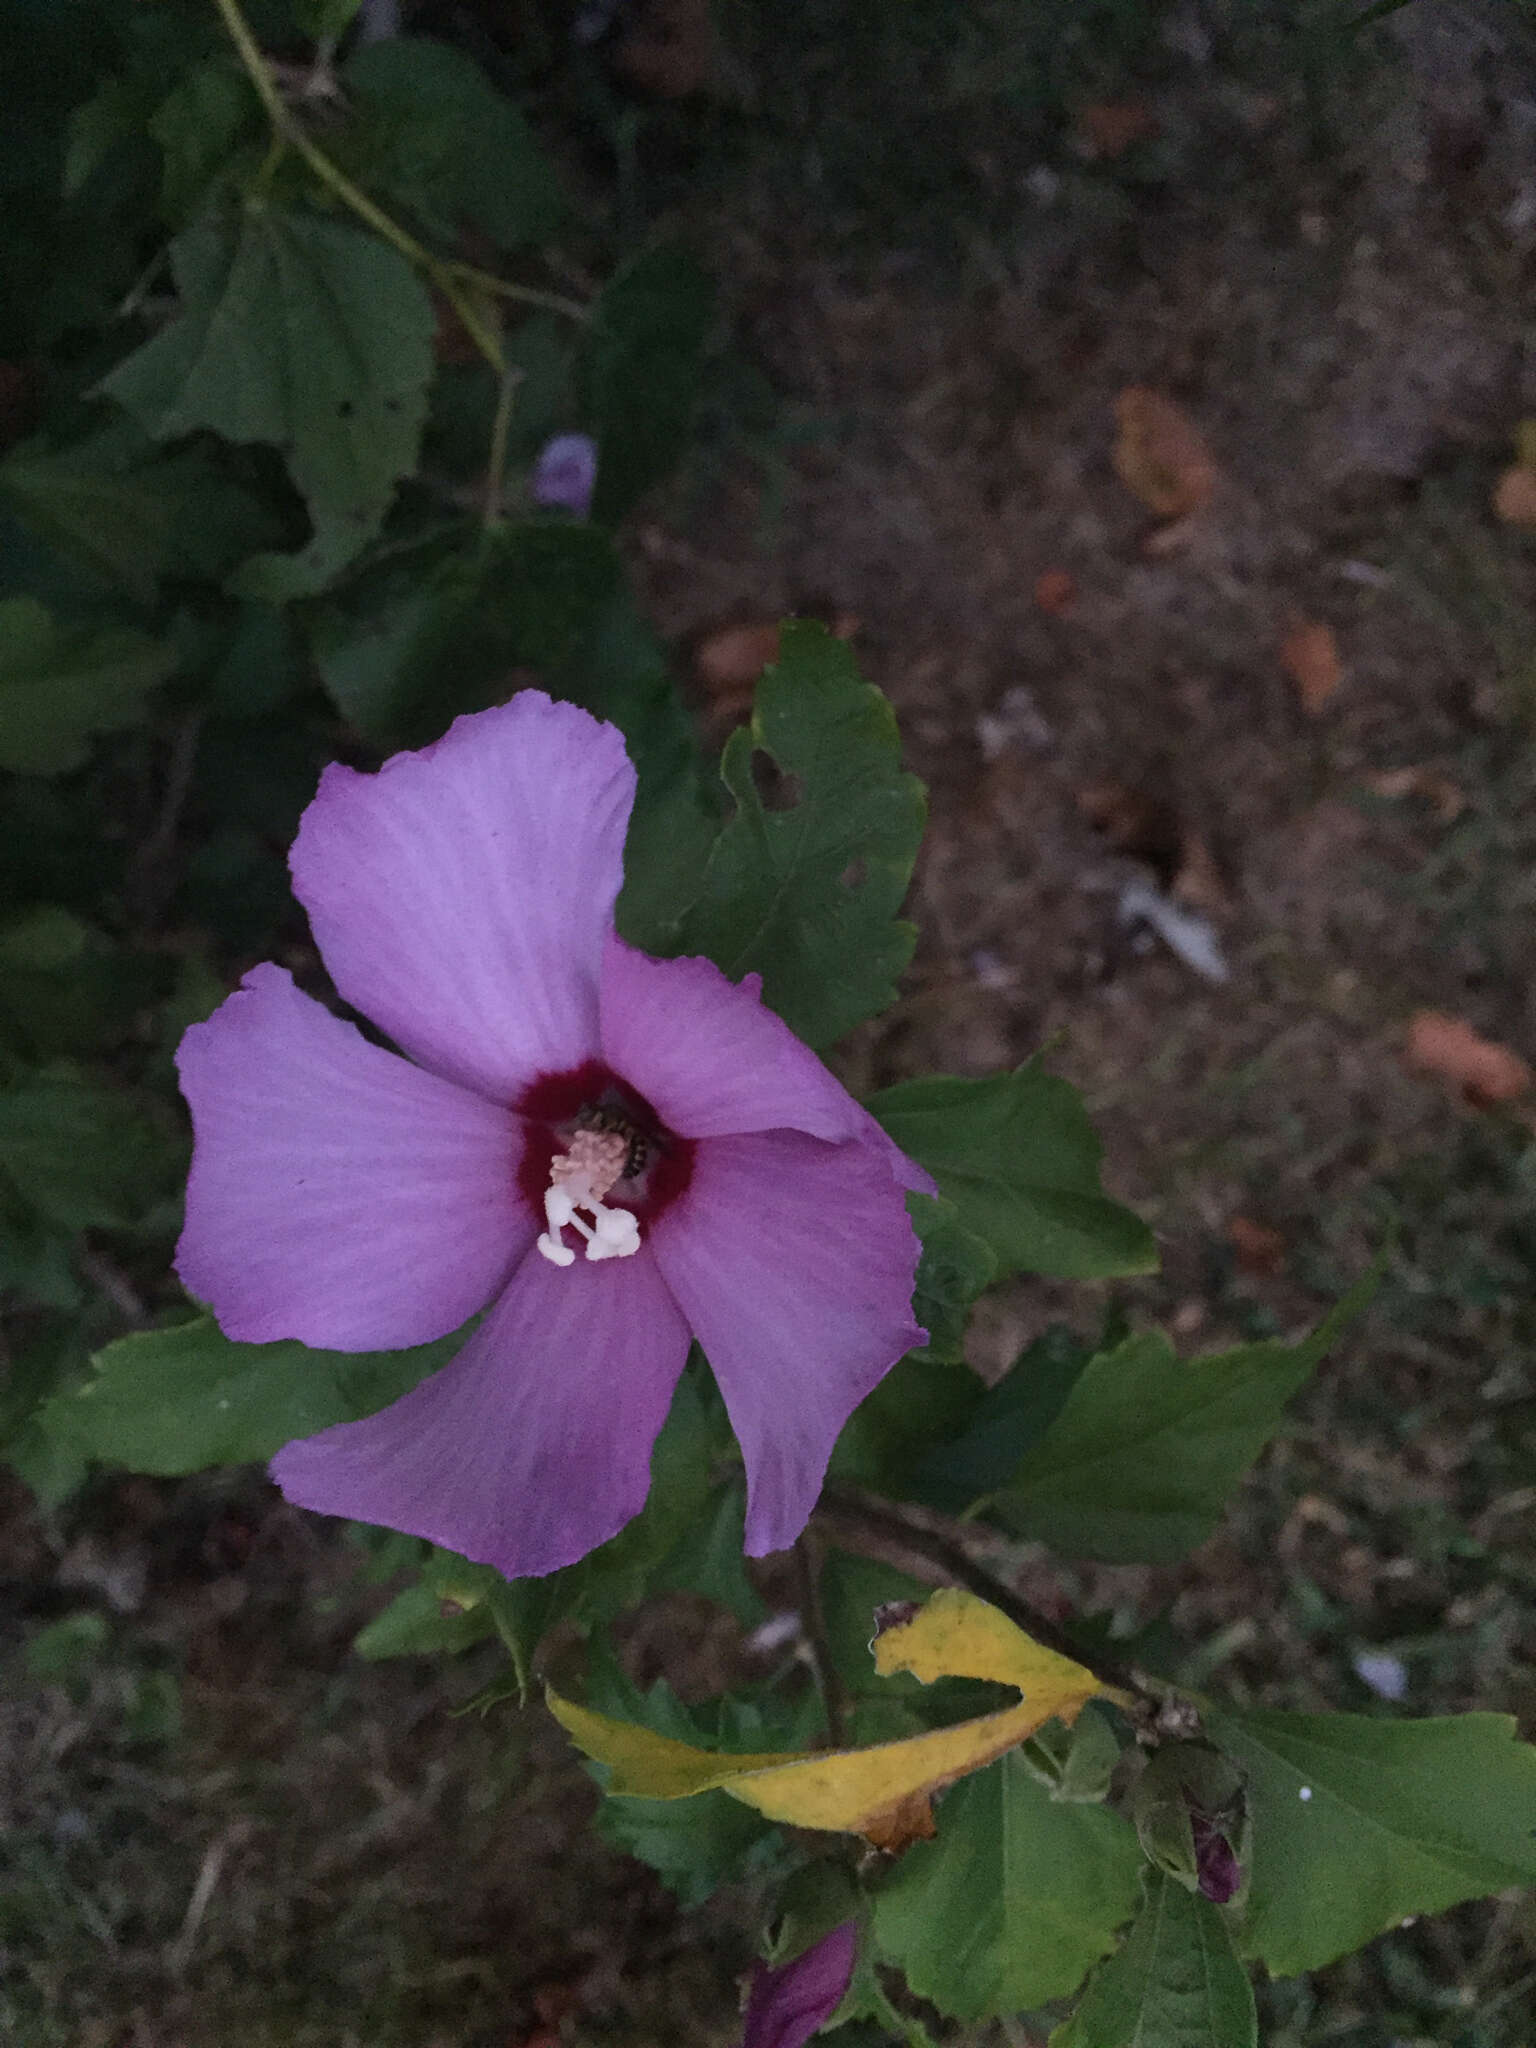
[{"left": 536, "top": 1127, "right": 641, "bottom": 1267}]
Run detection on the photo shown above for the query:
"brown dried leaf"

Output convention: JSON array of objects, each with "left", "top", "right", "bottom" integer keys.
[
  {"left": 613, "top": 0, "right": 723, "bottom": 98},
  {"left": 1033, "top": 567, "right": 1077, "bottom": 617},
  {"left": 1403, "top": 1010, "right": 1532, "bottom": 1109},
  {"left": 1227, "top": 1214, "right": 1287, "bottom": 1277},
  {"left": 1492, "top": 462, "right": 1536, "bottom": 528},
  {"left": 1112, "top": 387, "right": 1218, "bottom": 521},
  {"left": 862, "top": 1790, "right": 938, "bottom": 1854},
  {"left": 1364, "top": 766, "right": 1466, "bottom": 823},
  {"left": 1171, "top": 831, "right": 1232, "bottom": 916},
  {"left": 1280, "top": 617, "right": 1343, "bottom": 715},
  {"left": 693, "top": 620, "right": 782, "bottom": 699},
  {"left": 1077, "top": 778, "right": 1185, "bottom": 887},
  {"left": 1076, "top": 100, "right": 1159, "bottom": 159}
]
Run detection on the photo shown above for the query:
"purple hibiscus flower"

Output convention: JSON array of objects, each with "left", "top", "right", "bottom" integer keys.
[
  {"left": 741, "top": 1924, "right": 858, "bottom": 2048},
  {"left": 175, "top": 693, "right": 927, "bottom": 1579}
]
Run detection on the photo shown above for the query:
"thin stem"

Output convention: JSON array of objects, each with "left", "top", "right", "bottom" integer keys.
[
  {"left": 818, "top": 1483, "right": 1170, "bottom": 1709},
  {"left": 792, "top": 1533, "right": 851, "bottom": 1749},
  {"left": 211, "top": 0, "right": 585, "bottom": 374},
  {"left": 480, "top": 358, "right": 521, "bottom": 530}
]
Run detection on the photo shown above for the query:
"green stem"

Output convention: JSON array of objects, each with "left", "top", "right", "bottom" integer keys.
[
  {"left": 212, "top": 0, "right": 586, "bottom": 373},
  {"left": 480, "top": 359, "right": 522, "bottom": 530}
]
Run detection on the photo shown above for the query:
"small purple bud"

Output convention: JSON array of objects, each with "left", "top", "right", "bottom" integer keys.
[
  {"left": 531, "top": 432, "right": 598, "bottom": 519},
  {"left": 742, "top": 1923, "right": 858, "bottom": 2048},
  {"left": 1191, "top": 1814, "right": 1242, "bottom": 1905}
]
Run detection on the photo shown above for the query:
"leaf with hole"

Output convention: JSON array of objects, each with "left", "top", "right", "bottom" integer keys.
[{"left": 677, "top": 621, "right": 926, "bottom": 1048}]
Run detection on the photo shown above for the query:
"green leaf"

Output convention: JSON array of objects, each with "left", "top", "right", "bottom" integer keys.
[
  {"left": 344, "top": 37, "right": 562, "bottom": 252},
  {"left": 874, "top": 1751, "right": 1142, "bottom": 2020},
  {"left": 353, "top": 1578, "right": 496, "bottom": 1660},
  {"left": 48, "top": 1315, "right": 463, "bottom": 1475},
  {"left": 0, "top": 597, "right": 174, "bottom": 774},
  {"left": 149, "top": 60, "right": 257, "bottom": 223},
  {"left": 586, "top": 240, "right": 713, "bottom": 523},
  {"left": 829, "top": 1349, "right": 983, "bottom": 1500},
  {"left": 595, "top": 1782, "right": 778, "bottom": 1908},
  {"left": 1203, "top": 1705, "right": 1536, "bottom": 1976},
  {"left": 0, "top": 1072, "right": 180, "bottom": 1229},
  {"left": 677, "top": 621, "right": 925, "bottom": 1048},
  {"left": 907, "top": 1194, "right": 997, "bottom": 1364},
  {"left": 987, "top": 1277, "right": 1375, "bottom": 1563},
  {"left": 867, "top": 1063, "right": 1156, "bottom": 1281},
  {"left": 293, "top": 0, "right": 363, "bottom": 36},
  {"left": 1053, "top": 1869, "right": 1256, "bottom": 2048},
  {"left": 915, "top": 1325, "right": 1092, "bottom": 1516},
  {"left": 100, "top": 206, "right": 435, "bottom": 598},
  {"left": 0, "top": 446, "right": 173, "bottom": 604}
]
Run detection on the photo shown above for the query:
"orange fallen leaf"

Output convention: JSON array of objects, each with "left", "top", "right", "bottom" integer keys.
[
  {"left": 1403, "top": 1010, "right": 1532, "bottom": 1109},
  {"left": 1280, "top": 616, "right": 1343, "bottom": 715},
  {"left": 1112, "top": 388, "right": 1218, "bottom": 522},
  {"left": 1364, "top": 766, "right": 1466, "bottom": 824},
  {"left": 1492, "top": 463, "right": 1536, "bottom": 528},
  {"left": 1033, "top": 567, "right": 1077, "bottom": 617},
  {"left": 1076, "top": 100, "right": 1159, "bottom": 158},
  {"left": 1227, "top": 1215, "right": 1287, "bottom": 1278},
  {"left": 694, "top": 620, "right": 783, "bottom": 699}
]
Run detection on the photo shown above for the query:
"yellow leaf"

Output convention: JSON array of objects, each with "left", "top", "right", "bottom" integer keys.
[{"left": 547, "top": 1588, "right": 1124, "bottom": 1845}]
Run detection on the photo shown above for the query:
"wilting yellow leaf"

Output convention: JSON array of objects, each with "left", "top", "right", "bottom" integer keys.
[{"left": 548, "top": 1588, "right": 1122, "bottom": 1846}]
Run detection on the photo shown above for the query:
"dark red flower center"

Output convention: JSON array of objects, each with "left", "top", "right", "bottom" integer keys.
[{"left": 514, "top": 1060, "right": 695, "bottom": 1247}]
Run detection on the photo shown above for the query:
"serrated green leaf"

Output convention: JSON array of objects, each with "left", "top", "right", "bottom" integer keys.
[
  {"left": 915, "top": 1325, "right": 1092, "bottom": 1515},
  {"left": 344, "top": 37, "right": 562, "bottom": 252},
  {"left": 100, "top": 206, "right": 435, "bottom": 598},
  {"left": 906, "top": 1193, "right": 997, "bottom": 1363},
  {"left": 596, "top": 1784, "right": 778, "bottom": 1908},
  {"left": 0, "top": 1072, "right": 180, "bottom": 1229},
  {"left": 585, "top": 240, "right": 713, "bottom": 524},
  {"left": 1052, "top": 1869, "right": 1256, "bottom": 2048},
  {"left": 873, "top": 1751, "right": 1142, "bottom": 2020},
  {"left": 48, "top": 1315, "right": 463, "bottom": 1475},
  {"left": 677, "top": 621, "right": 925, "bottom": 1048},
  {"left": 1203, "top": 1705, "right": 1536, "bottom": 1976},
  {"left": 987, "top": 1275, "right": 1375, "bottom": 1563},
  {"left": 0, "top": 597, "right": 174, "bottom": 774},
  {"left": 867, "top": 1063, "right": 1156, "bottom": 1281}
]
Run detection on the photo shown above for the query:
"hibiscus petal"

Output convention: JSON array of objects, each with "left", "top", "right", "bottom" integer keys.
[
  {"left": 290, "top": 693, "right": 635, "bottom": 1101},
  {"left": 600, "top": 936, "right": 874, "bottom": 1143},
  {"left": 176, "top": 964, "right": 526, "bottom": 1348},
  {"left": 270, "top": 1246, "right": 692, "bottom": 1578},
  {"left": 648, "top": 1131, "right": 925, "bottom": 1555},
  {"left": 741, "top": 1924, "right": 859, "bottom": 2048}
]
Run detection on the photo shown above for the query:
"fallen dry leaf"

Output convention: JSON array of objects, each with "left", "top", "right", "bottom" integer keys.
[
  {"left": 1227, "top": 1214, "right": 1287, "bottom": 1278},
  {"left": 613, "top": 0, "right": 723, "bottom": 97},
  {"left": 1171, "top": 831, "right": 1232, "bottom": 916},
  {"left": 693, "top": 620, "right": 783, "bottom": 699},
  {"left": 1280, "top": 616, "right": 1343, "bottom": 715},
  {"left": 1033, "top": 567, "right": 1077, "bottom": 617},
  {"left": 1112, "top": 387, "right": 1218, "bottom": 521},
  {"left": 1403, "top": 1010, "right": 1532, "bottom": 1109},
  {"left": 693, "top": 614, "right": 857, "bottom": 711},
  {"left": 548, "top": 1588, "right": 1124, "bottom": 1852},
  {"left": 1364, "top": 765, "right": 1466, "bottom": 824},
  {"left": 1492, "top": 462, "right": 1536, "bottom": 528},
  {"left": 1077, "top": 778, "right": 1185, "bottom": 888},
  {"left": 1076, "top": 99, "right": 1159, "bottom": 158}
]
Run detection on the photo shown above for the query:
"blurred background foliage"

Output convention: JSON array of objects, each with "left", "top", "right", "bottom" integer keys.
[{"left": 3, "top": 1, "right": 1536, "bottom": 2043}]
